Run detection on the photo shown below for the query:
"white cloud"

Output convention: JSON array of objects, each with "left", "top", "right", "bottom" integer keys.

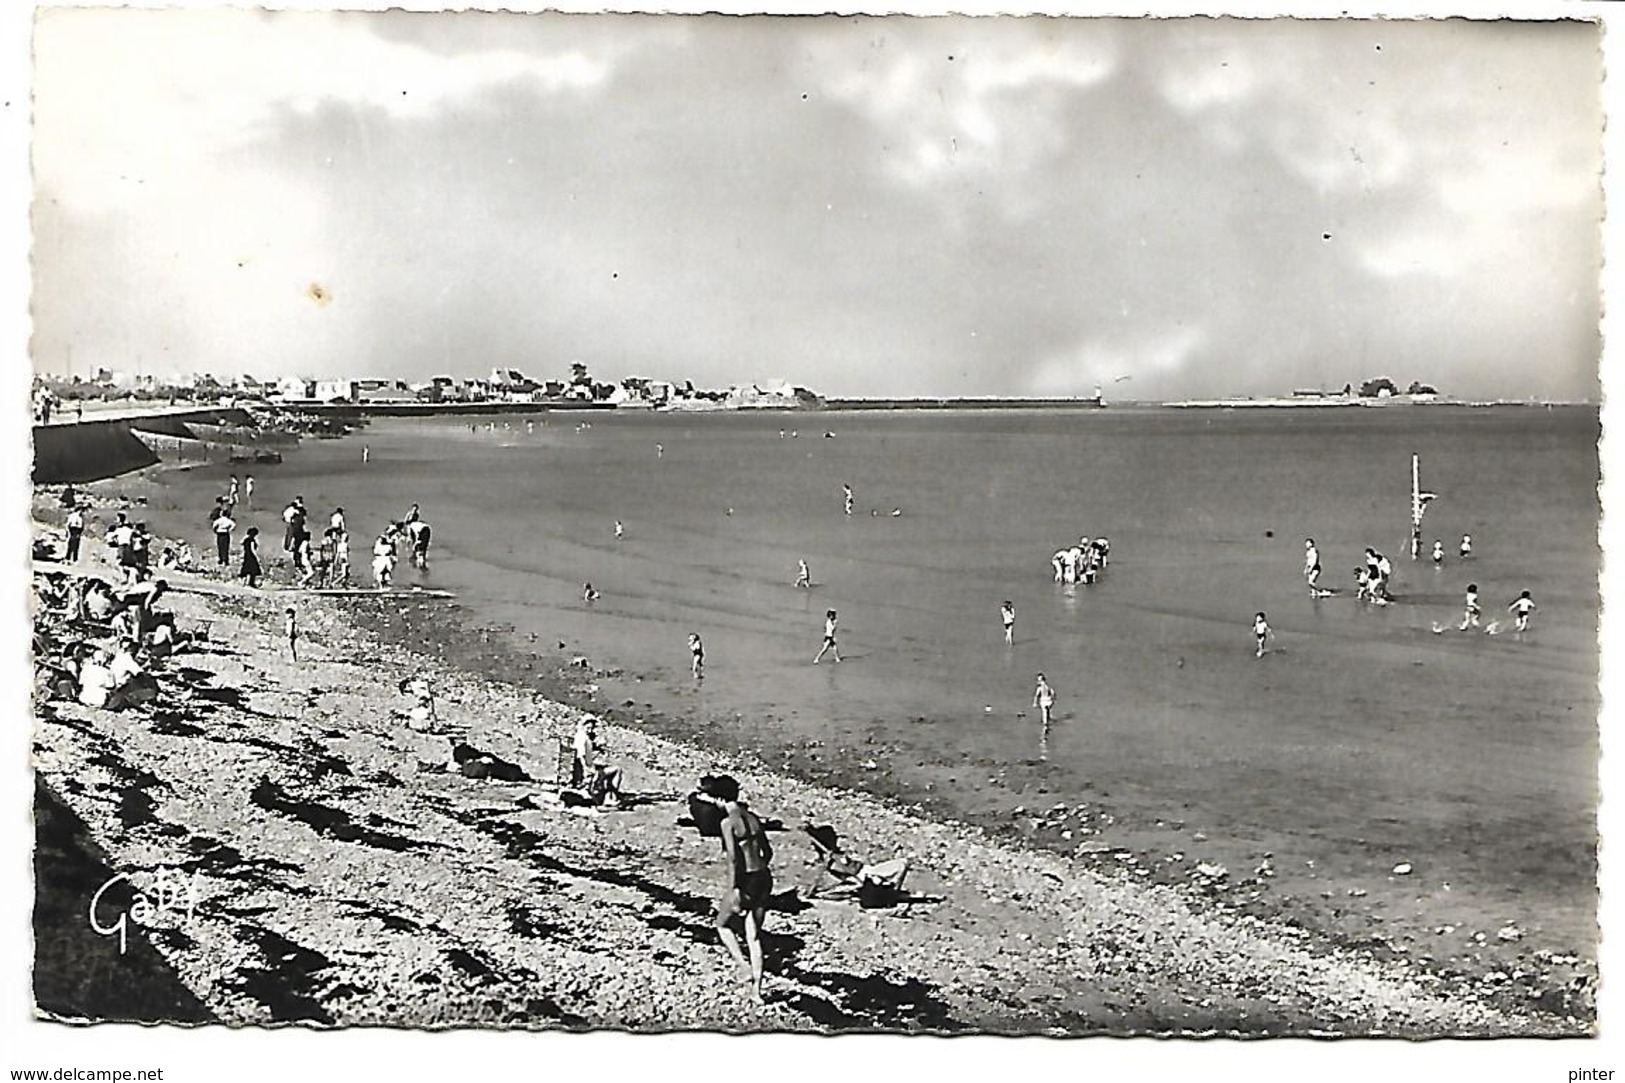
[
  {"left": 1027, "top": 325, "right": 1204, "bottom": 395},
  {"left": 816, "top": 24, "right": 1117, "bottom": 191},
  {"left": 33, "top": 9, "right": 616, "bottom": 214}
]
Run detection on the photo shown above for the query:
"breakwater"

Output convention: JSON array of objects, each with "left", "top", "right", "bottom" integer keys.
[{"left": 32, "top": 406, "right": 258, "bottom": 485}]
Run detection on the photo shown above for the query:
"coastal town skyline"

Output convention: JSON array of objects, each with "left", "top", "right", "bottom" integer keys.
[{"left": 30, "top": 12, "right": 1603, "bottom": 403}]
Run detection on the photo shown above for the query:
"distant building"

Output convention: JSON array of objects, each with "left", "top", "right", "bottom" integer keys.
[{"left": 315, "top": 379, "right": 356, "bottom": 403}]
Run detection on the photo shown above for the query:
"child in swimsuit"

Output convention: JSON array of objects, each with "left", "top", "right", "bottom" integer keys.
[
  {"left": 1460, "top": 584, "right": 1482, "bottom": 630},
  {"left": 813, "top": 610, "right": 841, "bottom": 664},
  {"left": 1507, "top": 590, "right": 1536, "bottom": 632},
  {"left": 1253, "top": 612, "right": 1272, "bottom": 657}
]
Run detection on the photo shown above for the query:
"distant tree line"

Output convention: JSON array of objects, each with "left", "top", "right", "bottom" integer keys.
[{"left": 1353, "top": 377, "right": 1438, "bottom": 397}]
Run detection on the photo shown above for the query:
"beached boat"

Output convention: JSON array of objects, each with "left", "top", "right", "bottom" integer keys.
[
  {"left": 184, "top": 421, "right": 301, "bottom": 448},
  {"left": 130, "top": 428, "right": 283, "bottom": 465}
]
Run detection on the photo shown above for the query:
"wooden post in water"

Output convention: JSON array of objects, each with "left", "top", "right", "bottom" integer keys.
[{"left": 1410, "top": 453, "right": 1437, "bottom": 559}]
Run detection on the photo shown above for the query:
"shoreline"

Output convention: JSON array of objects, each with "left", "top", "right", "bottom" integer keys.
[{"left": 27, "top": 472, "right": 1592, "bottom": 1033}]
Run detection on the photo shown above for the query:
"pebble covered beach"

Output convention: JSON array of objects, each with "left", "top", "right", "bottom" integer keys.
[{"left": 29, "top": 476, "right": 1594, "bottom": 1036}]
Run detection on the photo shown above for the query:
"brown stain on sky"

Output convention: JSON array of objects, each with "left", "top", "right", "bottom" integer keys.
[{"left": 306, "top": 282, "right": 332, "bottom": 307}]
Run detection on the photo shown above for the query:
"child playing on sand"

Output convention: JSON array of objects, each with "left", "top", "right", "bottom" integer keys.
[
  {"left": 1002, "top": 601, "right": 1016, "bottom": 645},
  {"left": 689, "top": 633, "right": 705, "bottom": 679},
  {"left": 813, "top": 610, "right": 841, "bottom": 664},
  {"left": 284, "top": 607, "right": 299, "bottom": 662},
  {"left": 1459, "top": 584, "right": 1482, "bottom": 631},
  {"left": 1253, "top": 612, "right": 1273, "bottom": 657},
  {"left": 1507, "top": 590, "right": 1537, "bottom": 633},
  {"left": 795, "top": 560, "right": 811, "bottom": 589}
]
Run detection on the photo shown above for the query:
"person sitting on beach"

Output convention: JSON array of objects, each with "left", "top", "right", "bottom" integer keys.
[
  {"left": 702, "top": 774, "right": 773, "bottom": 1005},
  {"left": 572, "top": 716, "right": 625, "bottom": 806},
  {"left": 75, "top": 647, "right": 119, "bottom": 709},
  {"left": 802, "top": 823, "right": 910, "bottom": 905},
  {"left": 398, "top": 674, "right": 437, "bottom": 731},
  {"left": 813, "top": 609, "right": 841, "bottom": 664},
  {"left": 1507, "top": 590, "right": 1537, "bottom": 633},
  {"left": 82, "top": 578, "right": 117, "bottom": 622}
]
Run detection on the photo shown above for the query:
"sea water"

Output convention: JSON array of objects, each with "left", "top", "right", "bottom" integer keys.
[{"left": 167, "top": 406, "right": 1601, "bottom": 949}]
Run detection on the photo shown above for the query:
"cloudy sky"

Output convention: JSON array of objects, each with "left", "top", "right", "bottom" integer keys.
[{"left": 30, "top": 11, "right": 1602, "bottom": 400}]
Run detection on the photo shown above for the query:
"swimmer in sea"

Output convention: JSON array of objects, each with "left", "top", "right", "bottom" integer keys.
[
  {"left": 689, "top": 633, "right": 705, "bottom": 679},
  {"left": 615, "top": 520, "right": 624, "bottom": 540},
  {"left": 1051, "top": 550, "right": 1067, "bottom": 583},
  {"left": 1460, "top": 533, "right": 1473, "bottom": 560},
  {"left": 583, "top": 582, "right": 599, "bottom": 604},
  {"left": 1507, "top": 590, "right": 1537, "bottom": 633},
  {"left": 1304, "top": 538, "right": 1321, "bottom": 594},
  {"left": 1002, "top": 601, "right": 1015, "bottom": 645},
  {"left": 813, "top": 610, "right": 841, "bottom": 664},
  {"left": 1432, "top": 539, "right": 1445, "bottom": 567},
  {"left": 795, "top": 560, "right": 811, "bottom": 589},
  {"left": 843, "top": 485, "right": 853, "bottom": 517},
  {"left": 1253, "top": 612, "right": 1273, "bottom": 658}
]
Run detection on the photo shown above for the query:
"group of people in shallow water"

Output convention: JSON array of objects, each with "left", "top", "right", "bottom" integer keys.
[
  {"left": 1050, "top": 536, "right": 1110, "bottom": 585},
  {"left": 199, "top": 481, "right": 434, "bottom": 593},
  {"left": 1299, "top": 532, "right": 1537, "bottom": 648}
]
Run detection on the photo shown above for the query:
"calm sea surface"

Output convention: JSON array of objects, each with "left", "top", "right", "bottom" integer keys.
[{"left": 165, "top": 406, "right": 1602, "bottom": 949}]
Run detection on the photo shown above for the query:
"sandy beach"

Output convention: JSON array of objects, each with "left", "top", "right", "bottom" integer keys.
[{"left": 28, "top": 474, "right": 1594, "bottom": 1035}]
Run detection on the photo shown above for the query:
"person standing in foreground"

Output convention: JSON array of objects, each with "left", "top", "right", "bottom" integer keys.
[
  {"left": 707, "top": 775, "right": 773, "bottom": 1005},
  {"left": 1253, "top": 612, "right": 1273, "bottom": 658},
  {"left": 813, "top": 609, "right": 841, "bottom": 664},
  {"left": 239, "top": 527, "right": 262, "bottom": 588},
  {"left": 211, "top": 506, "right": 234, "bottom": 568},
  {"left": 64, "top": 503, "right": 85, "bottom": 563},
  {"left": 1001, "top": 601, "right": 1016, "bottom": 646},
  {"left": 284, "top": 607, "right": 299, "bottom": 662}
]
